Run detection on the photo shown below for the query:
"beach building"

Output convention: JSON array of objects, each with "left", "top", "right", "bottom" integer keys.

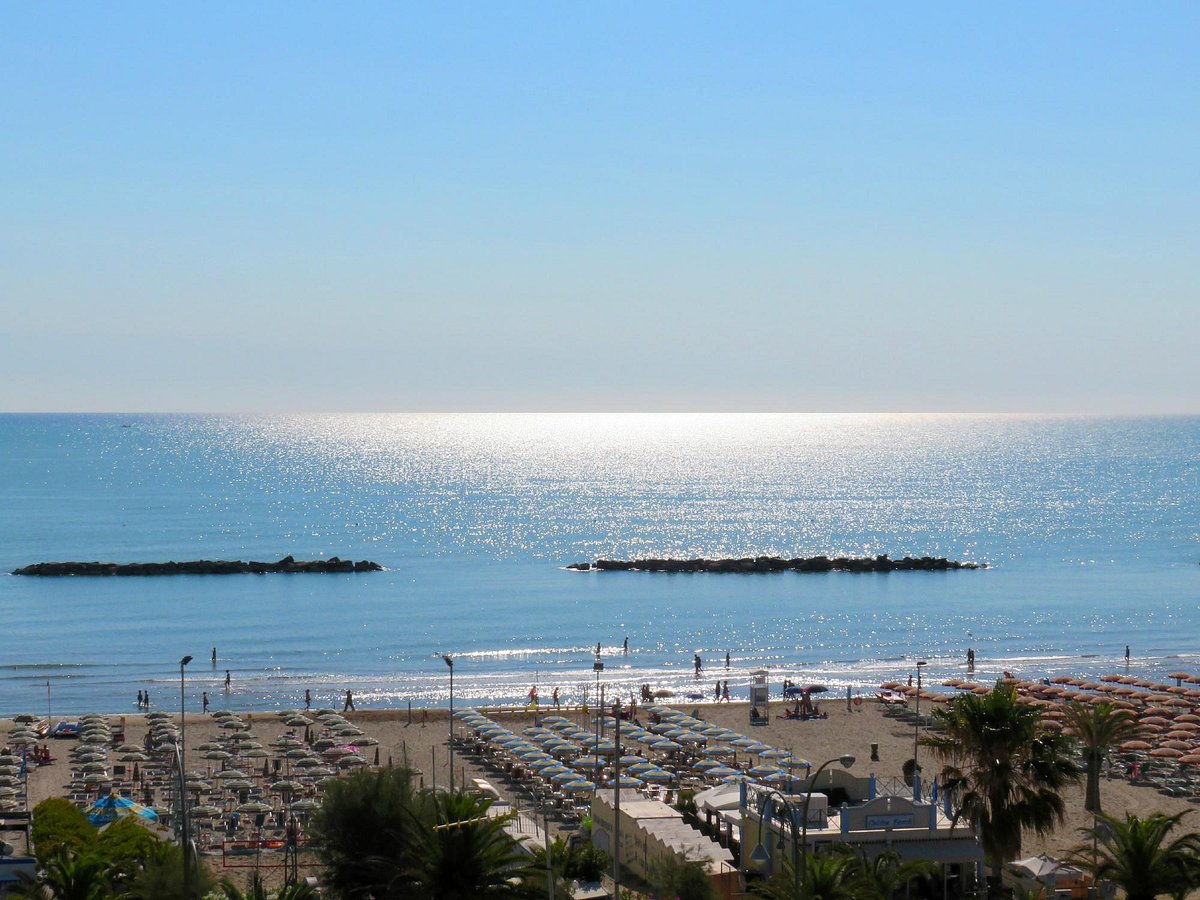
[
  {"left": 590, "top": 789, "right": 739, "bottom": 896},
  {"left": 739, "top": 773, "right": 985, "bottom": 897}
]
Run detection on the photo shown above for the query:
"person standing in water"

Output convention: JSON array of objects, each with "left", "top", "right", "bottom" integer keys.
[
  {"left": 224, "top": 670, "right": 231, "bottom": 690},
  {"left": 343, "top": 690, "right": 356, "bottom": 712}
]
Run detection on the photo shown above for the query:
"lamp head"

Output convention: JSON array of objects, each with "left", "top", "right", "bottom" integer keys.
[
  {"left": 180, "top": 655, "right": 193, "bottom": 667},
  {"left": 838, "top": 754, "right": 855, "bottom": 768},
  {"left": 749, "top": 843, "right": 770, "bottom": 864},
  {"left": 442, "top": 655, "right": 453, "bottom": 668},
  {"left": 916, "top": 660, "right": 927, "bottom": 668}
]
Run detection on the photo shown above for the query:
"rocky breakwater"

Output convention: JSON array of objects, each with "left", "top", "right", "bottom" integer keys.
[
  {"left": 566, "top": 554, "right": 984, "bottom": 573},
  {"left": 12, "top": 555, "right": 383, "bottom": 576}
]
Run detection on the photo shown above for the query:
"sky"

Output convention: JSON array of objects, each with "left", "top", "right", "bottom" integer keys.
[{"left": 2, "top": 3, "right": 1197, "bottom": 413}]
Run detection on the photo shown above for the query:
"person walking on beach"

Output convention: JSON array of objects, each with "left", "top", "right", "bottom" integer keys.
[
  {"left": 552, "top": 687, "right": 560, "bottom": 710},
  {"left": 722, "top": 680, "right": 730, "bottom": 701},
  {"left": 527, "top": 684, "right": 539, "bottom": 708},
  {"left": 202, "top": 692, "right": 209, "bottom": 713},
  {"left": 304, "top": 689, "right": 311, "bottom": 711},
  {"left": 725, "top": 651, "right": 731, "bottom": 668},
  {"left": 224, "top": 670, "right": 231, "bottom": 690},
  {"left": 694, "top": 653, "right": 702, "bottom": 676},
  {"left": 343, "top": 690, "right": 355, "bottom": 712},
  {"left": 967, "top": 648, "right": 975, "bottom": 672},
  {"left": 623, "top": 636, "right": 629, "bottom": 654},
  {"left": 715, "top": 681, "right": 721, "bottom": 701}
]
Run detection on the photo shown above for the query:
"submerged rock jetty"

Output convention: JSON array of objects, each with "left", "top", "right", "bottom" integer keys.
[
  {"left": 567, "top": 554, "right": 983, "bottom": 573},
  {"left": 12, "top": 555, "right": 383, "bottom": 576}
]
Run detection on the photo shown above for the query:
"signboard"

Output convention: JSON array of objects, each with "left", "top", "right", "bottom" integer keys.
[{"left": 865, "top": 814, "right": 915, "bottom": 829}]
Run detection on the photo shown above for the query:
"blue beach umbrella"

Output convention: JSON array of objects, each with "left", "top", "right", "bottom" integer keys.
[
  {"left": 606, "top": 775, "right": 644, "bottom": 788},
  {"left": 641, "top": 768, "right": 673, "bottom": 782},
  {"left": 562, "top": 780, "right": 597, "bottom": 792},
  {"left": 706, "top": 766, "right": 740, "bottom": 778},
  {"left": 551, "top": 770, "right": 581, "bottom": 783},
  {"left": 652, "top": 740, "right": 682, "bottom": 751},
  {"left": 86, "top": 795, "right": 158, "bottom": 826}
]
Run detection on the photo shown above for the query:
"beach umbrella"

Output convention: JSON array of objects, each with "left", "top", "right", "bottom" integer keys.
[
  {"left": 618, "top": 755, "right": 645, "bottom": 766},
  {"left": 189, "top": 805, "right": 222, "bottom": 818},
  {"left": 562, "top": 780, "right": 597, "bottom": 792},
  {"left": 237, "top": 801, "right": 274, "bottom": 815},
  {"left": 605, "top": 775, "right": 644, "bottom": 788},
  {"left": 626, "top": 761, "right": 658, "bottom": 774},
  {"left": 641, "top": 768, "right": 673, "bottom": 782},
  {"left": 204, "top": 750, "right": 233, "bottom": 761},
  {"left": 1150, "top": 747, "right": 1184, "bottom": 758},
  {"left": 243, "top": 749, "right": 269, "bottom": 759},
  {"left": 731, "top": 737, "right": 760, "bottom": 748},
  {"left": 1121, "top": 740, "right": 1153, "bottom": 751},
  {"left": 747, "top": 764, "right": 783, "bottom": 777},
  {"left": 83, "top": 773, "right": 110, "bottom": 785},
  {"left": 575, "top": 755, "right": 605, "bottom": 769},
  {"left": 702, "top": 747, "right": 734, "bottom": 757},
  {"left": 270, "top": 780, "right": 305, "bottom": 793},
  {"left": 291, "top": 798, "right": 321, "bottom": 811},
  {"left": 214, "top": 769, "right": 247, "bottom": 780},
  {"left": 692, "top": 760, "right": 721, "bottom": 771},
  {"left": 285, "top": 716, "right": 313, "bottom": 727},
  {"left": 225, "top": 778, "right": 256, "bottom": 790},
  {"left": 530, "top": 759, "right": 563, "bottom": 771},
  {"left": 652, "top": 740, "right": 681, "bottom": 751},
  {"left": 759, "top": 749, "right": 789, "bottom": 759},
  {"left": 551, "top": 770, "right": 581, "bottom": 783},
  {"left": 637, "top": 734, "right": 661, "bottom": 745},
  {"left": 119, "top": 752, "right": 150, "bottom": 763},
  {"left": 337, "top": 755, "right": 366, "bottom": 768},
  {"left": 764, "top": 772, "right": 793, "bottom": 784},
  {"left": 782, "top": 757, "right": 813, "bottom": 769},
  {"left": 722, "top": 773, "right": 755, "bottom": 783},
  {"left": 706, "top": 766, "right": 740, "bottom": 778},
  {"left": 86, "top": 794, "right": 158, "bottom": 826},
  {"left": 293, "top": 757, "right": 323, "bottom": 768}
]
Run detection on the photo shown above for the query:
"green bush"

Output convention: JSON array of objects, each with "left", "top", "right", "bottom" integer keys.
[{"left": 31, "top": 797, "right": 97, "bottom": 865}]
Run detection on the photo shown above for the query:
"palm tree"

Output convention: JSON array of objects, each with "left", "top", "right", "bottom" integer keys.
[
  {"left": 1061, "top": 700, "right": 1142, "bottom": 814},
  {"left": 408, "top": 791, "right": 542, "bottom": 899},
  {"left": 922, "top": 680, "right": 1080, "bottom": 888},
  {"left": 751, "top": 853, "right": 858, "bottom": 900},
  {"left": 12, "top": 847, "right": 114, "bottom": 900},
  {"left": 839, "top": 847, "right": 938, "bottom": 899},
  {"left": 308, "top": 766, "right": 425, "bottom": 898},
  {"left": 1070, "top": 811, "right": 1200, "bottom": 900}
]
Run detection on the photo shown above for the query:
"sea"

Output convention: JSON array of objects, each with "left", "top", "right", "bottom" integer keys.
[{"left": 1, "top": 413, "right": 1197, "bottom": 717}]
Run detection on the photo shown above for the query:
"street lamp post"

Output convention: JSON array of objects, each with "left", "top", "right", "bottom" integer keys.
[
  {"left": 750, "top": 791, "right": 803, "bottom": 899},
  {"left": 442, "top": 655, "right": 454, "bottom": 791},
  {"left": 913, "top": 660, "right": 928, "bottom": 792},
  {"left": 179, "top": 655, "right": 193, "bottom": 896},
  {"left": 801, "top": 754, "right": 856, "bottom": 885}
]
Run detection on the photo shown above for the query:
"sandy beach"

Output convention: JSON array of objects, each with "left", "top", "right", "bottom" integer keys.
[{"left": 9, "top": 693, "right": 1191, "bottom": 875}]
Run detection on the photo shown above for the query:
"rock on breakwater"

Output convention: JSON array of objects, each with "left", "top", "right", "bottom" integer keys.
[
  {"left": 566, "top": 554, "right": 984, "bottom": 573},
  {"left": 12, "top": 555, "right": 383, "bottom": 576}
]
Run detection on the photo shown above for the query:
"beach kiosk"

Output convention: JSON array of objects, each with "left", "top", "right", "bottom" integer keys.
[{"left": 749, "top": 670, "right": 769, "bottom": 725}]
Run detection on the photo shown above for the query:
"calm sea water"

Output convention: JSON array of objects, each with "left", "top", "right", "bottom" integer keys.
[{"left": 1, "top": 413, "right": 1197, "bottom": 716}]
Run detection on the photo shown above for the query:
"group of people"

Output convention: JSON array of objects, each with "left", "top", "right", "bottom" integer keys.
[{"left": 714, "top": 680, "right": 731, "bottom": 701}]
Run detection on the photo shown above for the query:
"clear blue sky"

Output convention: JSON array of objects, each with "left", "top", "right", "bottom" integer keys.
[{"left": 2, "top": 3, "right": 1197, "bottom": 412}]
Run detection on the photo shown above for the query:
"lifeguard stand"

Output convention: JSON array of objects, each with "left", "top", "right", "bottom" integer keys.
[{"left": 749, "top": 670, "right": 770, "bottom": 725}]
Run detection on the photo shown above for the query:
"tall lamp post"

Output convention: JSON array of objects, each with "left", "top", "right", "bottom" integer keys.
[
  {"left": 913, "top": 660, "right": 927, "bottom": 793},
  {"left": 179, "top": 655, "right": 193, "bottom": 896},
  {"left": 749, "top": 790, "right": 803, "bottom": 899},
  {"left": 801, "top": 754, "right": 855, "bottom": 885},
  {"left": 442, "top": 655, "right": 454, "bottom": 791}
]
